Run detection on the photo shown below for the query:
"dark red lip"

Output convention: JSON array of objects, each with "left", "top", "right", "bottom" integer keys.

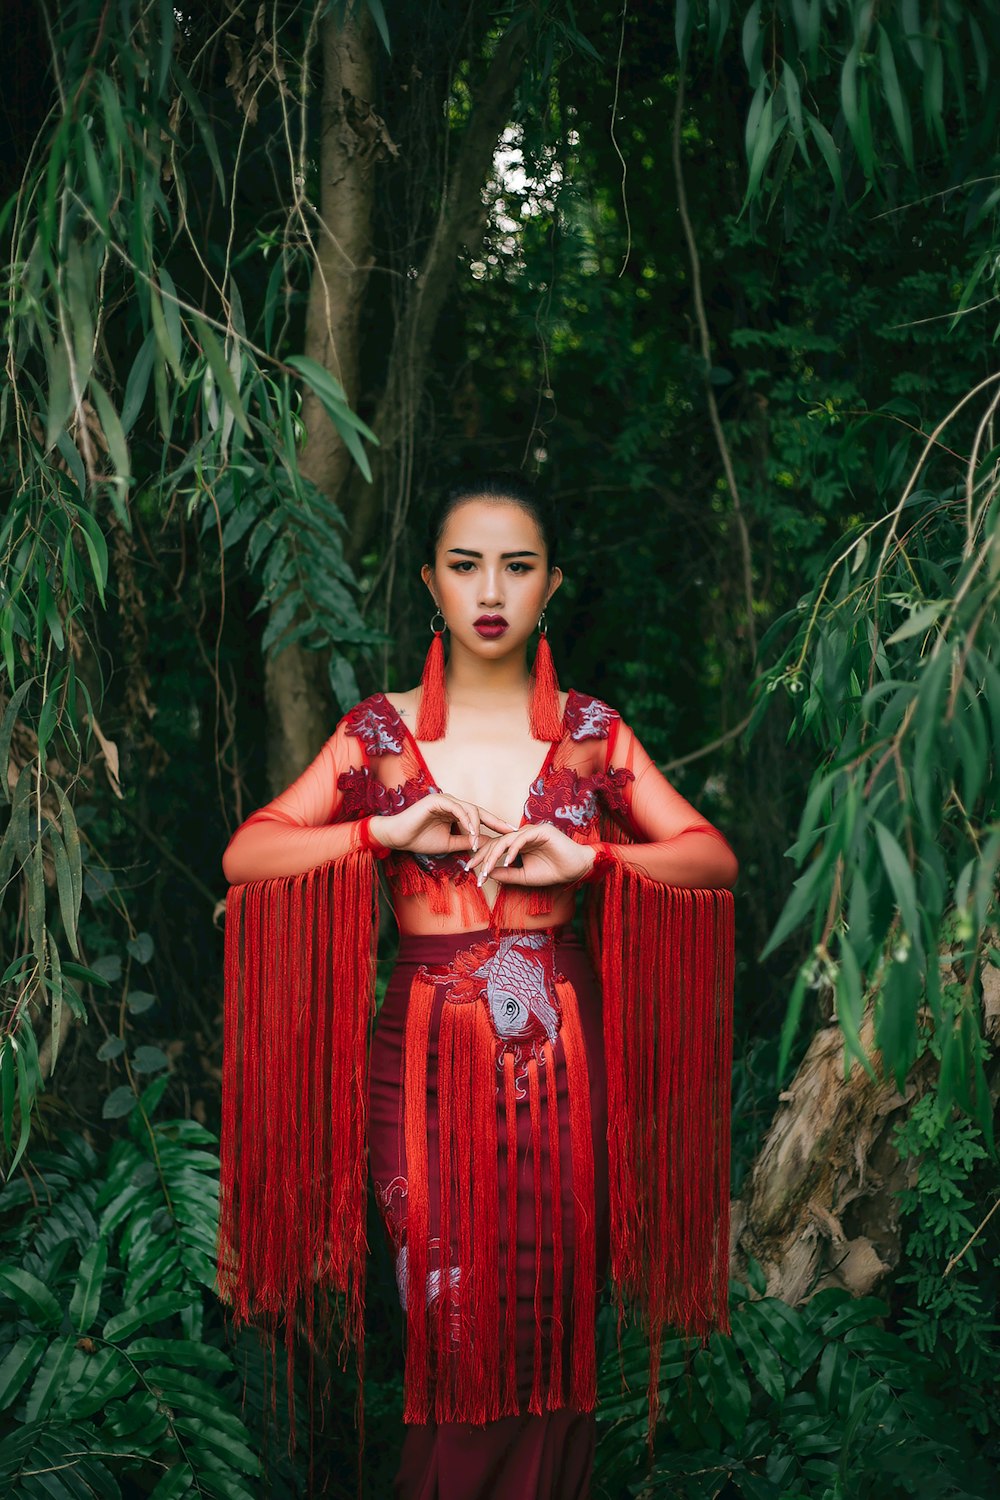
[{"left": 474, "top": 615, "right": 509, "bottom": 637}]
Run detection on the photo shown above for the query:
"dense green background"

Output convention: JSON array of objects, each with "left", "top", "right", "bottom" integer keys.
[{"left": 2, "top": 2, "right": 999, "bottom": 1495}]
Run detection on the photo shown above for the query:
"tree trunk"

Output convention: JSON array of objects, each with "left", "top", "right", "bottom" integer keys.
[
  {"left": 344, "top": 19, "right": 534, "bottom": 565},
  {"left": 264, "top": 13, "right": 534, "bottom": 792},
  {"left": 264, "top": 8, "right": 379, "bottom": 794},
  {"left": 732, "top": 952, "right": 1000, "bottom": 1304}
]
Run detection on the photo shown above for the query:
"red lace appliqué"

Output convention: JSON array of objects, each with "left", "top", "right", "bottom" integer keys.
[
  {"left": 337, "top": 766, "right": 430, "bottom": 820},
  {"left": 523, "top": 765, "right": 634, "bottom": 833},
  {"left": 345, "top": 694, "right": 406, "bottom": 757},
  {"left": 564, "top": 692, "right": 618, "bottom": 742}
]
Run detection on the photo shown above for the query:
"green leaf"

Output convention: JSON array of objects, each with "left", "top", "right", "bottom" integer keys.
[
  {"left": 0, "top": 1267, "right": 63, "bottom": 1328},
  {"left": 24, "top": 1336, "right": 77, "bottom": 1421},
  {"left": 285, "top": 354, "right": 378, "bottom": 482},
  {"left": 120, "top": 329, "right": 158, "bottom": 436},
  {"left": 171, "top": 61, "right": 226, "bottom": 199},
  {"left": 193, "top": 315, "right": 251, "bottom": 438},
  {"left": 149, "top": 1465, "right": 195, "bottom": 1499},
  {"left": 696, "top": 1334, "right": 751, "bottom": 1439},
  {"left": 126, "top": 990, "right": 157, "bottom": 1015},
  {"left": 873, "top": 820, "right": 921, "bottom": 952},
  {"left": 761, "top": 841, "right": 837, "bottom": 960},
  {"left": 69, "top": 1239, "right": 108, "bottom": 1333},
  {"left": 102, "top": 1086, "right": 137, "bottom": 1120},
  {"left": 170, "top": 1416, "right": 259, "bottom": 1475},
  {"left": 90, "top": 378, "right": 132, "bottom": 514},
  {"left": 877, "top": 25, "right": 914, "bottom": 171},
  {"left": 366, "top": 0, "right": 391, "bottom": 54},
  {"left": 126, "top": 1338, "right": 233, "bottom": 1371},
  {"left": 103, "top": 1292, "right": 192, "bottom": 1342},
  {"left": 127, "top": 932, "right": 154, "bottom": 964},
  {"left": 805, "top": 111, "right": 842, "bottom": 197},
  {"left": 0, "top": 1334, "right": 47, "bottom": 1412},
  {"left": 885, "top": 601, "right": 945, "bottom": 644},
  {"left": 730, "top": 1306, "right": 785, "bottom": 1403},
  {"left": 61, "top": 1345, "right": 135, "bottom": 1419},
  {"left": 133, "top": 1046, "right": 170, "bottom": 1074},
  {"left": 0, "top": 679, "right": 32, "bottom": 806}
]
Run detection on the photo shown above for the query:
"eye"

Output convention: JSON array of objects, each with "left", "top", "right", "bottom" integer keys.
[
  {"left": 507, "top": 562, "right": 533, "bottom": 574},
  {"left": 449, "top": 561, "right": 475, "bottom": 573}
]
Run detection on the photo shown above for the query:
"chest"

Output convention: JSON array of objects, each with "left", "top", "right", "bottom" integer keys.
[{"left": 414, "top": 720, "right": 554, "bottom": 830}]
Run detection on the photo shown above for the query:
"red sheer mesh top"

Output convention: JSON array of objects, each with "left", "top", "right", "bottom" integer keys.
[{"left": 221, "top": 690, "right": 737, "bottom": 934}]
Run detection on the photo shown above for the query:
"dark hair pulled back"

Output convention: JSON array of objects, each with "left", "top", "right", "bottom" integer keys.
[{"left": 425, "top": 470, "right": 559, "bottom": 570}]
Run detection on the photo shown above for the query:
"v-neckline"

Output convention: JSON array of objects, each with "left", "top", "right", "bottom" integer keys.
[
  {"left": 376, "top": 690, "right": 569, "bottom": 830},
  {"left": 373, "top": 692, "right": 571, "bottom": 922}
]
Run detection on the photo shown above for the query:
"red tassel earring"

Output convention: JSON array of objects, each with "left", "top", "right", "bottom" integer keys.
[
  {"left": 529, "top": 611, "right": 563, "bottom": 741},
  {"left": 416, "top": 608, "right": 448, "bottom": 740}
]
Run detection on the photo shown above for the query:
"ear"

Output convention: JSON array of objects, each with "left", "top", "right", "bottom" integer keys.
[
  {"left": 420, "top": 563, "right": 437, "bottom": 605},
  {"left": 544, "top": 567, "right": 563, "bottom": 607}
]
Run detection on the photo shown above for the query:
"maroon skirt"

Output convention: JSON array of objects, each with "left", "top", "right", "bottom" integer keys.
[{"left": 367, "top": 926, "right": 610, "bottom": 1500}]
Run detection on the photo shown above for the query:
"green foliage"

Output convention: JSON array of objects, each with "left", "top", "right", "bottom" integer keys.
[
  {"left": 686, "top": 0, "right": 1000, "bottom": 211},
  {"left": 0, "top": 0, "right": 378, "bottom": 1160},
  {"left": 750, "top": 460, "right": 1000, "bottom": 1127},
  {"left": 595, "top": 1280, "right": 995, "bottom": 1498},
  {"left": 0, "top": 1080, "right": 261, "bottom": 1498},
  {"left": 893, "top": 1089, "right": 1000, "bottom": 1440}
]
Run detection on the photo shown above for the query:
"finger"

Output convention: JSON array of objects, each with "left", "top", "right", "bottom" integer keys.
[
  {"left": 477, "top": 829, "right": 533, "bottom": 885},
  {"left": 488, "top": 861, "right": 531, "bottom": 885},
  {"left": 456, "top": 799, "right": 482, "bottom": 852},
  {"left": 461, "top": 834, "right": 503, "bottom": 874},
  {"left": 431, "top": 796, "right": 477, "bottom": 845},
  {"left": 474, "top": 806, "right": 519, "bottom": 833}
]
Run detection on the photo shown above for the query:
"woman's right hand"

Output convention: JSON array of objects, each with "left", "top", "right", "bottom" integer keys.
[{"left": 368, "top": 793, "right": 516, "bottom": 858}]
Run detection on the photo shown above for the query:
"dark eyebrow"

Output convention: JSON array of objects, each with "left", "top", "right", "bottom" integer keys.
[{"left": 446, "top": 548, "right": 539, "bottom": 559}]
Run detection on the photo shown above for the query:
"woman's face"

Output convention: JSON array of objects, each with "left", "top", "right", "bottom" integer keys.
[{"left": 422, "top": 499, "right": 562, "bottom": 661}]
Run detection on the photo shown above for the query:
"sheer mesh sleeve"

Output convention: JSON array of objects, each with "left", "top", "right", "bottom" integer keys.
[
  {"left": 221, "top": 717, "right": 368, "bottom": 884},
  {"left": 600, "top": 720, "right": 738, "bottom": 889}
]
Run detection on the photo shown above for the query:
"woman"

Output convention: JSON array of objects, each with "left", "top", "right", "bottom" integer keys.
[{"left": 218, "top": 473, "right": 738, "bottom": 1498}]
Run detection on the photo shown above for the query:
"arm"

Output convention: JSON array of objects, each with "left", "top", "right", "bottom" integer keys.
[
  {"left": 221, "top": 718, "right": 369, "bottom": 884},
  {"left": 598, "top": 720, "right": 738, "bottom": 890}
]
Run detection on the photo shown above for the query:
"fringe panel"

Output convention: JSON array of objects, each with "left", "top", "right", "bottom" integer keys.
[
  {"left": 597, "top": 866, "right": 735, "bottom": 1438},
  {"left": 556, "top": 977, "right": 597, "bottom": 1410},
  {"left": 217, "top": 849, "right": 377, "bottom": 1447}
]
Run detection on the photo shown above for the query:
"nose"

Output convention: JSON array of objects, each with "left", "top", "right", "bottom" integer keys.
[{"left": 478, "top": 567, "right": 504, "bottom": 607}]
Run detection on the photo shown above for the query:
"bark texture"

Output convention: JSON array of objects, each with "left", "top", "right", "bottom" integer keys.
[
  {"left": 265, "top": 9, "right": 384, "bottom": 794},
  {"left": 265, "top": 13, "right": 534, "bottom": 792},
  {"left": 732, "top": 952, "right": 1000, "bottom": 1306}
]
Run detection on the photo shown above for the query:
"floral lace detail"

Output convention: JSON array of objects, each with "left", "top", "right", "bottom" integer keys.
[
  {"left": 564, "top": 691, "right": 618, "bottom": 742},
  {"left": 337, "top": 766, "right": 430, "bottom": 820},
  {"left": 523, "top": 765, "right": 635, "bottom": 833},
  {"left": 344, "top": 694, "right": 405, "bottom": 757}
]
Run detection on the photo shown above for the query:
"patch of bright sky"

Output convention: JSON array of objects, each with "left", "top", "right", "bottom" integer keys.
[{"left": 470, "top": 124, "right": 576, "bottom": 281}]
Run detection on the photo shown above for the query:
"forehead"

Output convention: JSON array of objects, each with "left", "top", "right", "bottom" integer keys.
[{"left": 438, "top": 498, "right": 543, "bottom": 553}]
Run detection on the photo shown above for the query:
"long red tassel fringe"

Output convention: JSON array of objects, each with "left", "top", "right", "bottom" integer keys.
[
  {"left": 529, "top": 632, "right": 563, "bottom": 741},
  {"left": 416, "top": 630, "right": 447, "bottom": 740},
  {"left": 218, "top": 849, "right": 377, "bottom": 1449},
  {"left": 556, "top": 977, "right": 597, "bottom": 1410},
  {"left": 403, "top": 982, "right": 502, "bottom": 1425},
  {"left": 596, "top": 865, "right": 735, "bottom": 1443}
]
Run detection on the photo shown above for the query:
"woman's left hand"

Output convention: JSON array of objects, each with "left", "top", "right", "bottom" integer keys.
[{"left": 463, "top": 822, "right": 596, "bottom": 888}]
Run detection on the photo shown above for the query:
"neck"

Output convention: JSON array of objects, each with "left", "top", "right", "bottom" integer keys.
[{"left": 445, "top": 638, "right": 530, "bottom": 704}]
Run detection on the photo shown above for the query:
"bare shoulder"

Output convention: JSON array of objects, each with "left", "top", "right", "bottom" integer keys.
[{"left": 383, "top": 688, "right": 420, "bottom": 721}]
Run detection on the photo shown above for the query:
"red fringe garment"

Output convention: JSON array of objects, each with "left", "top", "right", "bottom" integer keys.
[
  {"left": 218, "top": 848, "right": 377, "bottom": 1444},
  {"left": 218, "top": 854, "right": 733, "bottom": 1453}
]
